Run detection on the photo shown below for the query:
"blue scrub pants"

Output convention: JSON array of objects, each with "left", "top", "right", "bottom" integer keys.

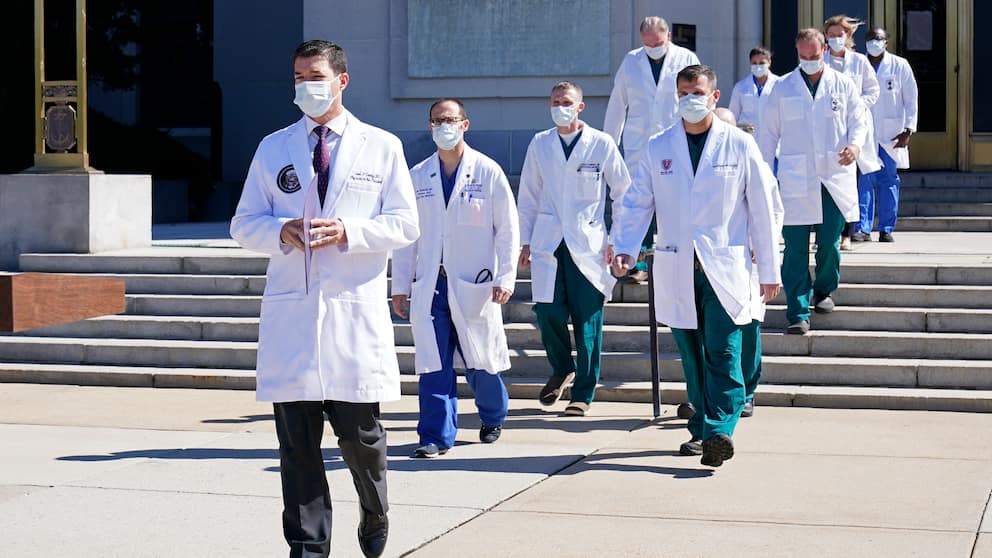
[
  {"left": 418, "top": 274, "right": 509, "bottom": 450},
  {"left": 857, "top": 146, "right": 901, "bottom": 234}
]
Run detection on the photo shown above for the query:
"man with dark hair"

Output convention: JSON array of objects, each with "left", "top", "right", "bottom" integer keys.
[
  {"left": 856, "top": 26, "right": 919, "bottom": 242},
  {"left": 729, "top": 46, "right": 781, "bottom": 137},
  {"left": 231, "top": 39, "right": 419, "bottom": 558},
  {"left": 758, "top": 29, "right": 868, "bottom": 336},
  {"left": 518, "top": 81, "right": 631, "bottom": 417},
  {"left": 614, "top": 64, "right": 782, "bottom": 467}
]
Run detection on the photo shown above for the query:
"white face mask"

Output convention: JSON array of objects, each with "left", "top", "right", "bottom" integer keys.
[
  {"left": 751, "top": 64, "right": 769, "bottom": 78},
  {"left": 431, "top": 123, "right": 462, "bottom": 151},
  {"left": 678, "top": 94, "right": 712, "bottom": 124},
  {"left": 799, "top": 58, "right": 824, "bottom": 75},
  {"left": 645, "top": 43, "right": 668, "bottom": 59},
  {"left": 866, "top": 39, "right": 886, "bottom": 57},
  {"left": 827, "top": 36, "right": 847, "bottom": 52},
  {"left": 551, "top": 105, "right": 578, "bottom": 127},
  {"left": 294, "top": 80, "right": 335, "bottom": 118}
]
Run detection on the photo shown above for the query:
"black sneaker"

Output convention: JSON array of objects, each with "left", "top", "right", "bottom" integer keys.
[
  {"left": 676, "top": 402, "right": 696, "bottom": 419},
  {"left": 539, "top": 372, "right": 575, "bottom": 406},
  {"left": 480, "top": 424, "right": 502, "bottom": 444},
  {"left": 741, "top": 399, "right": 754, "bottom": 418},
  {"left": 700, "top": 434, "right": 735, "bottom": 467},
  {"left": 787, "top": 320, "right": 810, "bottom": 335},
  {"left": 679, "top": 437, "right": 702, "bottom": 456},
  {"left": 879, "top": 232, "right": 895, "bottom": 243},
  {"left": 358, "top": 509, "right": 388, "bottom": 558},
  {"left": 411, "top": 443, "right": 447, "bottom": 458},
  {"left": 813, "top": 292, "right": 835, "bottom": 314},
  {"left": 851, "top": 231, "right": 872, "bottom": 242}
]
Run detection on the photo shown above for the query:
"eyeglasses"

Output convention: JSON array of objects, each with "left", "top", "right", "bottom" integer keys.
[{"left": 430, "top": 117, "right": 464, "bottom": 126}]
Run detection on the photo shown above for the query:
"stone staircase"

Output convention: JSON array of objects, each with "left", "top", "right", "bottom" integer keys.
[{"left": 1, "top": 174, "right": 991, "bottom": 412}]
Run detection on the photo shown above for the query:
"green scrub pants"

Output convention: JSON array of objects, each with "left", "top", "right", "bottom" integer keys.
[
  {"left": 533, "top": 242, "right": 605, "bottom": 404},
  {"left": 741, "top": 320, "right": 761, "bottom": 403},
  {"left": 781, "top": 186, "right": 846, "bottom": 324},
  {"left": 671, "top": 266, "right": 746, "bottom": 440}
]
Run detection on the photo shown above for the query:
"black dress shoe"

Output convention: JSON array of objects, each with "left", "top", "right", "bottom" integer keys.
[
  {"left": 879, "top": 232, "right": 895, "bottom": 243},
  {"left": 812, "top": 292, "right": 835, "bottom": 314},
  {"left": 676, "top": 402, "right": 696, "bottom": 419},
  {"left": 358, "top": 509, "right": 388, "bottom": 558},
  {"left": 480, "top": 424, "right": 502, "bottom": 443},
  {"left": 700, "top": 434, "right": 735, "bottom": 468},
  {"left": 539, "top": 372, "right": 575, "bottom": 406},
  {"left": 679, "top": 437, "right": 702, "bottom": 456},
  {"left": 851, "top": 231, "right": 872, "bottom": 242}
]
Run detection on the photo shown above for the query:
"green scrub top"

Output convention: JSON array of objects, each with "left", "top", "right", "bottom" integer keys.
[{"left": 687, "top": 129, "right": 710, "bottom": 174}]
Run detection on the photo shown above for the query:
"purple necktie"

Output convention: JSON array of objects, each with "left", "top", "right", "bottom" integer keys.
[{"left": 313, "top": 126, "right": 330, "bottom": 207}]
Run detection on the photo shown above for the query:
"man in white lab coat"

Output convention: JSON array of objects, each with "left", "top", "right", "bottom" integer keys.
[
  {"left": 230, "top": 40, "right": 419, "bottom": 558},
  {"left": 391, "top": 98, "right": 519, "bottom": 458},
  {"left": 759, "top": 29, "right": 869, "bottom": 335},
  {"left": 613, "top": 65, "right": 781, "bottom": 467},
  {"left": 856, "top": 26, "right": 919, "bottom": 243},
  {"left": 518, "top": 81, "right": 631, "bottom": 417},
  {"left": 728, "top": 46, "right": 781, "bottom": 137},
  {"left": 604, "top": 16, "right": 700, "bottom": 283}
]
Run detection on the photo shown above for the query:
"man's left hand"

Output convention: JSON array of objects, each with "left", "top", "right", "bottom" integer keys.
[
  {"left": 838, "top": 144, "right": 861, "bottom": 166},
  {"left": 309, "top": 218, "right": 348, "bottom": 249},
  {"left": 760, "top": 283, "right": 782, "bottom": 303},
  {"left": 493, "top": 287, "right": 512, "bottom": 304},
  {"left": 892, "top": 130, "right": 912, "bottom": 148}
]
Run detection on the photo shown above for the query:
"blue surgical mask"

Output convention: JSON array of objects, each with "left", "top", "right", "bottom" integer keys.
[
  {"left": 431, "top": 123, "right": 462, "bottom": 151},
  {"left": 645, "top": 44, "right": 668, "bottom": 59},
  {"left": 678, "top": 94, "right": 712, "bottom": 124},
  {"left": 799, "top": 58, "right": 824, "bottom": 75}
]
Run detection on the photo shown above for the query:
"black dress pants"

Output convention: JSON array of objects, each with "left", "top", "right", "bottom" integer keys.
[{"left": 273, "top": 400, "right": 388, "bottom": 558}]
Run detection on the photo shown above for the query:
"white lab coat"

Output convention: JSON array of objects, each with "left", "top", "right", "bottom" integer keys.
[
  {"left": 230, "top": 111, "right": 419, "bottom": 403},
  {"left": 614, "top": 118, "right": 782, "bottom": 329},
  {"left": 518, "top": 123, "right": 632, "bottom": 303},
  {"left": 871, "top": 52, "right": 919, "bottom": 169},
  {"left": 603, "top": 44, "right": 701, "bottom": 167},
  {"left": 827, "top": 49, "right": 882, "bottom": 174},
  {"left": 391, "top": 145, "right": 520, "bottom": 375},
  {"left": 728, "top": 73, "right": 781, "bottom": 136},
  {"left": 758, "top": 67, "right": 870, "bottom": 226},
  {"left": 750, "top": 160, "right": 785, "bottom": 321}
]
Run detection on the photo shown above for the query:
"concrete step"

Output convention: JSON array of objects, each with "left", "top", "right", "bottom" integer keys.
[
  {"left": 14, "top": 304, "right": 992, "bottom": 345},
  {"left": 900, "top": 172, "right": 992, "bottom": 189},
  {"left": 896, "top": 216, "right": 992, "bottom": 232},
  {"left": 900, "top": 202, "right": 992, "bottom": 217},
  {"left": 0, "top": 363, "right": 988, "bottom": 412},
  {"left": 2, "top": 336, "right": 990, "bottom": 389},
  {"left": 19, "top": 250, "right": 271, "bottom": 276},
  {"left": 900, "top": 188, "right": 992, "bottom": 203}
]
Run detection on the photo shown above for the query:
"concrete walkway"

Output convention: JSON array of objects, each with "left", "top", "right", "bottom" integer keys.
[{"left": 0, "top": 384, "right": 989, "bottom": 557}]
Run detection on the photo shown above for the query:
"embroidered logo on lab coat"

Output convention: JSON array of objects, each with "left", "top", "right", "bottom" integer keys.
[
  {"left": 660, "top": 159, "right": 674, "bottom": 175},
  {"left": 830, "top": 97, "right": 841, "bottom": 112},
  {"left": 276, "top": 165, "right": 301, "bottom": 193}
]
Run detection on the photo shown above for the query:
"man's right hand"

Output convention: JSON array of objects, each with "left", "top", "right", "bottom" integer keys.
[
  {"left": 518, "top": 245, "right": 531, "bottom": 269},
  {"left": 391, "top": 294, "right": 409, "bottom": 319},
  {"left": 612, "top": 254, "right": 636, "bottom": 277},
  {"left": 279, "top": 219, "right": 306, "bottom": 251}
]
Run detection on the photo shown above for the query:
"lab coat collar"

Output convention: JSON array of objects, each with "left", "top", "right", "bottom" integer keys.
[
  {"left": 322, "top": 110, "right": 367, "bottom": 215},
  {"left": 304, "top": 110, "right": 347, "bottom": 138}
]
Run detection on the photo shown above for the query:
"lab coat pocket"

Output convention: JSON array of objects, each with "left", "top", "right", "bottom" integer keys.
[
  {"left": 457, "top": 195, "right": 487, "bottom": 227},
  {"left": 262, "top": 291, "right": 306, "bottom": 303},
  {"left": 741, "top": 95, "right": 758, "bottom": 120},
  {"left": 782, "top": 97, "right": 806, "bottom": 121},
  {"left": 453, "top": 278, "right": 494, "bottom": 320},
  {"left": 530, "top": 213, "right": 561, "bottom": 254},
  {"left": 576, "top": 171, "right": 601, "bottom": 201},
  {"left": 777, "top": 154, "right": 808, "bottom": 199}
]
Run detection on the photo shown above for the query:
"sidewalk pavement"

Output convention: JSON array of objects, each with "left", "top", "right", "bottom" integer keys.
[{"left": 0, "top": 383, "right": 989, "bottom": 557}]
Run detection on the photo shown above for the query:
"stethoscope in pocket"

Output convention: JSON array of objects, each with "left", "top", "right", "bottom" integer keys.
[{"left": 474, "top": 268, "right": 493, "bottom": 283}]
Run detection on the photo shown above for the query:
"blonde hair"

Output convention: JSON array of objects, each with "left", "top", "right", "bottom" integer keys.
[{"left": 824, "top": 15, "right": 863, "bottom": 49}]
